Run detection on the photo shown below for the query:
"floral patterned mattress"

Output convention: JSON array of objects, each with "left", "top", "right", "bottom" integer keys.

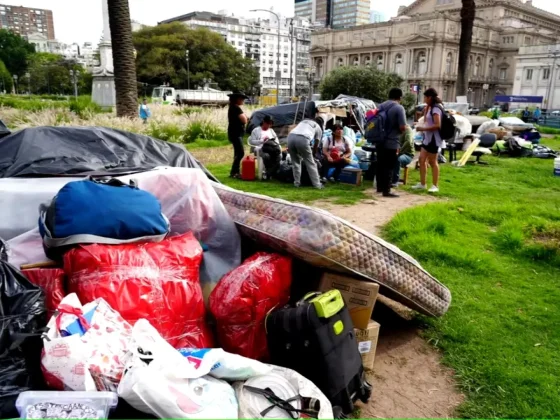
[{"left": 213, "top": 183, "right": 451, "bottom": 317}]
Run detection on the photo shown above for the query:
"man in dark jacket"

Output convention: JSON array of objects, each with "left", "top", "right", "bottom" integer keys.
[
  {"left": 227, "top": 92, "right": 248, "bottom": 178},
  {"left": 376, "top": 88, "right": 407, "bottom": 198}
]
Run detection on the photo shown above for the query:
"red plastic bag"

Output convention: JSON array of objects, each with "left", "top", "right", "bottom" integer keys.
[
  {"left": 209, "top": 252, "right": 292, "bottom": 361},
  {"left": 22, "top": 268, "right": 65, "bottom": 317},
  {"left": 63, "top": 233, "right": 214, "bottom": 349}
]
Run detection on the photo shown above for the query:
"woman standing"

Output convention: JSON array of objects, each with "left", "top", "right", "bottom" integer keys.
[
  {"left": 321, "top": 123, "right": 352, "bottom": 182},
  {"left": 227, "top": 92, "right": 248, "bottom": 178},
  {"left": 414, "top": 88, "right": 442, "bottom": 193}
]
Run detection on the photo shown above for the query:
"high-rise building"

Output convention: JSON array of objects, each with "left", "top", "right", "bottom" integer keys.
[
  {"left": 294, "top": 0, "right": 370, "bottom": 29},
  {"left": 0, "top": 4, "right": 55, "bottom": 39},
  {"left": 369, "top": 10, "right": 385, "bottom": 23},
  {"left": 159, "top": 11, "right": 312, "bottom": 98}
]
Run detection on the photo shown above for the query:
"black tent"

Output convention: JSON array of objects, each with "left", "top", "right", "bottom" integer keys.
[
  {"left": 247, "top": 101, "right": 317, "bottom": 135},
  {"left": 0, "top": 120, "right": 10, "bottom": 139},
  {"left": 0, "top": 126, "right": 216, "bottom": 181}
]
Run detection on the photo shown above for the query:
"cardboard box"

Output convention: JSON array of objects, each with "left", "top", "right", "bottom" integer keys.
[
  {"left": 339, "top": 167, "right": 362, "bottom": 186},
  {"left": 318, "top": 273, "right": 379, "bottom": 329},
  {"left": 355, "top": 320, "right": 380, "bottom": 371}
]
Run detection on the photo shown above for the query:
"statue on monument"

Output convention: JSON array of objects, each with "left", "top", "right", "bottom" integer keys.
[{"left": 92, "top": 0, "right": 116, "bottom": 107}]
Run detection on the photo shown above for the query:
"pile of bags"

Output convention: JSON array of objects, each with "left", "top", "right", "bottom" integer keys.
[{"left": 2, "top": 172, "right": 372, "bottom": 419}]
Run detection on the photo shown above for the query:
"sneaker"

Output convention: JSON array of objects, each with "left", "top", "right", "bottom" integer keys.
[
  {"left": 411, "top": 183, "right": 427, "bottom": 190},
  {"left": 329, "top": 177, "right": 336, "bottom": 183},
  {"left": 428, "top": 185, "right": 439, "bottom": 193},
  {"left": 391, "top": 183, "right": 399, "bottom": 188},
  {"left": 294, "top": 182, "right": 301, "bottom": 188},
  {"left": 314, "top": 184, "right": 325, "bottom": 190},
  {"left": 321, "top": 177, "right": 328, "bottom": 183}
]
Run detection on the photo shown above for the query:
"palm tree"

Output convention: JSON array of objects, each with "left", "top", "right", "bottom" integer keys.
[
  {"left": 107, "top": 0, "right": 138, "bottom": 117},
  {"left": 457, "top": 0, "right": 476, "bottom": 97}
]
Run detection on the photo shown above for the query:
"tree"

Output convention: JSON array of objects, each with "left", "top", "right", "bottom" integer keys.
[
  {"left": 107, "top": 0, "right": 138, "bottom": 117},
  {"left": 0, "top": 29, "right": 35, "bottom": 77},
  {"left": 0, "top": 60, "right": 13, "bottom": 93},
  {"left": 319, "top": 66, "right": 404, "bottom": 102},
  {"left": 133, "top": 23, "right": 259, "bottom": 92},
  {"left": 457, "top": 0, "right": 476, "bottom": 97}
]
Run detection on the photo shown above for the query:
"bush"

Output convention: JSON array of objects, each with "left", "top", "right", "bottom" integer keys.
[
  {"left": 184, "top": 120, "right": 227, "bottom": 143},
  {"left": 174, "top": 106, "right": 203, "bottom": 117},
  {"left": 68, "top": 96, "right": 103, "bottom": 118}
]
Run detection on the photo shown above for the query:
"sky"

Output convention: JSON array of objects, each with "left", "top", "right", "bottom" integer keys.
[{"left": 5, "top": 0, "right": 560, "bottom": 45}]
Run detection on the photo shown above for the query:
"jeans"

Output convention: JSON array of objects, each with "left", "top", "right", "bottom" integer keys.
[
  {"left": 376, "top": 146, "right": 398, "bottom": 193},
  {"left": 287, "top": 133, "right": 321, "bottom": 188},
  {"left": 392, "top": 154, "right": 413, "bottom": 185},
  {"left": 229, "top": 134, "right": 245, "bottom": 176},
  {"left": 322, "top": 159, "right": 347, "bottom": 180}
]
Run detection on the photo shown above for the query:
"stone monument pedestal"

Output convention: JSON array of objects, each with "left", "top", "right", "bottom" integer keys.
[{"left": 92, "top": 75, "right": 116, "bottom": 108}]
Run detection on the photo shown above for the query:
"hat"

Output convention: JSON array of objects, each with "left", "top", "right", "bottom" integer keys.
[{"left": 228, "top": 91, "right": 249, "bottom": 100}]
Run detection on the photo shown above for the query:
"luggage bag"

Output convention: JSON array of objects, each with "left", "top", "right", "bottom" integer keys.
[{"left": 265, "top": 290, "right": 372, "bottom": 416}]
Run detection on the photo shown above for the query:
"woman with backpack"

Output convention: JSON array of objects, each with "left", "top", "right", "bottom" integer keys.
[
  {"left": 413, "top": 88, "right": 443, "bottom": 193},
  {"left": 321, "top": 123, "right": 352, "bottom": 182}
]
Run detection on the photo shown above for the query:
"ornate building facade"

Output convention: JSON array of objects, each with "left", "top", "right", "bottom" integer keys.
[{"left": 310, "top": 0, "right": 560, "bottom": 106}]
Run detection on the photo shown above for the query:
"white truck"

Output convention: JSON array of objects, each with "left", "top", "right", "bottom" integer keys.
[{"left": 151, "top": 86, "right": 231, "bottom": 106}]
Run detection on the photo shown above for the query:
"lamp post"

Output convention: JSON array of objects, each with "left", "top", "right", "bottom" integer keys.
[
  {"left": 69, "top": 70, "right": 79, "bottom": 98},
  {"left": 250, "top": 9, "right": 280, "bottom": 105},
  {"left": 25, "top": 72, "right": 31, "bottom": 97},
  {"left": 305, "top": 66, "right": 316, "bottom": 98},
  {"left": 186, "top": 50, "right": 190, "bottom": 90},
  {"left": 13, "top": 74, "right": 18, "bottom": 95}
]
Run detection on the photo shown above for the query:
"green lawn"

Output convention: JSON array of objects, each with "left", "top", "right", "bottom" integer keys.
[
  {"left": 383, "top": 137, "right": 560, "bottom": 418},
  {"left": 207, "top": 163, "right": 369, "bottom": 204}
]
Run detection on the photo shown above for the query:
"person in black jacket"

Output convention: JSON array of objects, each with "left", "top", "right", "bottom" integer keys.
[{"left": 227, "top": 92, "right": 248, "bottom": 178}]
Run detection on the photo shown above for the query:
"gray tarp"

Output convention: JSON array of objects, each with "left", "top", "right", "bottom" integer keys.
[{"left": 0, "top": 126, "right": 216, "bottom": 181}]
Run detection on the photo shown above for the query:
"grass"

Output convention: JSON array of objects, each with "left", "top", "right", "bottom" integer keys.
[
  {"left": 207, "top": 163, "right": 368, "bottom": 204},
  {"left": 383, "top": 137, "right": 560, "bottom": 418},
  {"left": 535, "top": 125, "right": 560, "bottom": 135}
]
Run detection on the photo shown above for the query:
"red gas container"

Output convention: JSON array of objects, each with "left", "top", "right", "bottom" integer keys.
[{"left": 241, "top": 155, "right": 256, "bottom": 181}]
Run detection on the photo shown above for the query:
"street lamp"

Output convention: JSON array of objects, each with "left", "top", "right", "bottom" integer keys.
[
  {"left": 250, "top": 9, "right": 280, "bottom": 106},
  {"left": 69, "top": 70, "right": 79, "bottom": 98},
  {"left": 186, "top": 50, "right": 190, "bottom": 90},
  {"left": 305, "top": 66, "right": 316, "bottom": 98},
  {"left": 12, "top": 74, "right": 18, "bottom": 95}
]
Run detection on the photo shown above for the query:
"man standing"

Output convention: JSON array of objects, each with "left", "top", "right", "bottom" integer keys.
[
  {"left": 533, "top": 106, "right": 541, "bottom": 123},
  {"left": 376, "top": 88, "right": 407, "bottom": 198},
  {"left": 392, "top": 125, "right": 414, "bottom": 188}
]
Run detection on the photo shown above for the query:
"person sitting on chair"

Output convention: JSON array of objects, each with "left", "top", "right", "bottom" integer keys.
[
  {"left": 248, "top": 115, "right": 277, "bottom": 147},
  {"left": 321, "top": 123, "right": 352, "bottom": 182}
]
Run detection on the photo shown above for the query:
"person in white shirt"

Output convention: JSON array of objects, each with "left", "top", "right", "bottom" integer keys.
[
  {"left": 248, "top": 115, "right": 277, "bottom": 146},
  {"left": 287, "top": 117, "right": 324, "bottom": 189},
  {"left": 321, "top": 123, "right": 352, "bottom": 182}
]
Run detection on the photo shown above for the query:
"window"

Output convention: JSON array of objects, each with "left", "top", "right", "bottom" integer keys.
[
  {"left": 474, "top": 57, "right": 481, "bottom": 77},
  {"left": 499, "top": 69, "right": 507, "bottom": 80},
  {"left": 376, "top": 54, "right": 383, "bottom": 71},
  {"left": 488, "top": 58, "right": 494, "bottom": 77},
  {"left": 416, "top": 51, "right": 427, "bottom": 74},
  {"left": 543, "top": 68, "right": 550, "bottom": 80},
  {"left": 445, "top": 52, "right": 453, "bottom": 74},
  {"left": 526, "top": 69, "right": 533, "bottom": 81},
  {"left": 352, "top": 56, "right": 359, "bottom": 66},
  {"left": 394, "top": 53, "right": 403, "bottom": 74},
  {"left": 337, "top": 57, "right": 344, "bottom": 67},
  {"left": 363, "top": 56, "right": 371, "bottom": 66}
]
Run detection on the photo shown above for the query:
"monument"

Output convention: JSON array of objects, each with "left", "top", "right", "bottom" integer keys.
[{"left": 92, "top": 0, "right": 116, "bottom": 107}]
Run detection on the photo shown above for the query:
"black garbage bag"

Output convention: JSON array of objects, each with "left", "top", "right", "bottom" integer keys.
[
  {"left": 0, "top": 239, "right": 47, "bottom": 418},
  {"left": 0, "top": 119, "right": 10, "bottom": 140}
]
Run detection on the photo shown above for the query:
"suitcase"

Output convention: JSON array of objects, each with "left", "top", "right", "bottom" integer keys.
[{"left": 266, "top": 290, "right": 372, "bottom": 416}]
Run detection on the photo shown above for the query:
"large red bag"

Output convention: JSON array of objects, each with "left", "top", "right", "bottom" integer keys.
[
  {"left": 63, "top": 232, "right": 213, "bottom": 349},
  {"left": 209, "top": 252, "right": 292, "bottom": 361},
  {"left": 22, "top": 268, "right": 65, "bottom": 317}
]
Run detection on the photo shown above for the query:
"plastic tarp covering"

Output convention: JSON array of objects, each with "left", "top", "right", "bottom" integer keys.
[
  {"left": 0, "top": 119, "right": 10, "bottom": 139},
  {"left": 209, "top": 253, "right": 292, "bottom": 361},
  {"left": 0, "top": 240, "right": 46, "bottom": 419},
  {"left": 3, "top": 168, "right": 241, "bottom": 300},
  {"left": 0, "top": 126, "right": 216, "bottom": 179},
  {"left": 247, "top": 102, "right": 317, "bottom": 134},
  {"left": 64, "top": 233, "right": 214, "bottom": 349}
]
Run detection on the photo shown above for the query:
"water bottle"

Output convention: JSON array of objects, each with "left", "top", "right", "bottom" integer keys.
[
  {"left": 356, "top": 132, "right": 362, "bottom": 143},
  {"left": 554, "top": 157, "right": 560, "bottom": 177}
]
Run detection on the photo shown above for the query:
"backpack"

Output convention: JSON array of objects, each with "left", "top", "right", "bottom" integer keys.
[
  {"left": 505, "top": 138, "right": 533, "bottom": 157},
  {"left": 364, "top": 103, "right": 396, "bottom": 144},
  {"left": 431, "top": 104, "right": 456, "bottom": 141},
  {"left": 39, "top": 177, "right": 169, "bottom": 260}
]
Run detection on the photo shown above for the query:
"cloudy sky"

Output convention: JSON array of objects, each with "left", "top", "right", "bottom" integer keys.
[{"left": 7, "top": 0, "right": 560, "bottom": 45}]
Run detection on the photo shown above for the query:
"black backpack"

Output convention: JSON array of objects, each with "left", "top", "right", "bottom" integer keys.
[
  {"left": 431, "top": 104, "right": 456, "bottom": 140},
  {"left": 365, "top": 103, "right": 396, "bottom": 144}
]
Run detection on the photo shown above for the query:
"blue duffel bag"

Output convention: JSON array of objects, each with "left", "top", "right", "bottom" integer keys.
[{"left": 39, "top": 177, "right": 169, "bottom": 260}]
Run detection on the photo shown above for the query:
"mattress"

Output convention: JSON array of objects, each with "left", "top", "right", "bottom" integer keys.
[{"left": 213, "top": 183, "right": 451, "bottom": 317}]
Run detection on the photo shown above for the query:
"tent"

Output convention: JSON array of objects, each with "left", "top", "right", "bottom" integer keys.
[{"left": 0, "top": 119, "right": 10, "bottom": 139}]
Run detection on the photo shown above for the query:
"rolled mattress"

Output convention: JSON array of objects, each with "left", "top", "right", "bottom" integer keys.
[{"left": 213, "top": 183, "right": 451, "bottom": 317}]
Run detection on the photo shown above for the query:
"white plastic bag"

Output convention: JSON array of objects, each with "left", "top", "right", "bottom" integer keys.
[{"left": 118, "top": 319, "right": 239, "bottom": 419}]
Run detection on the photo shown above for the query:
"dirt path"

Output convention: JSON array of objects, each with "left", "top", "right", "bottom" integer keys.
[{"left": 316, "top": 190, "right": 464, "bottom": 418}]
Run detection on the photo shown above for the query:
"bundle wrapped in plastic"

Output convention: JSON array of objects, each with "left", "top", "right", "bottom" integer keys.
[
  {"left": 64, "top": 232, "right": 213, "bottom": 349},
  {"left": 22, "top": 268, "right": 65, "bottom": 317},
  {"left": 41, "top": 293, "right": 132, "bottom": 392},
  {"left": 209, "top": 253, "right": 292, "bottom": 361},
  {"left": 119, "top": 320, "right": 240, "bottom": 419}
]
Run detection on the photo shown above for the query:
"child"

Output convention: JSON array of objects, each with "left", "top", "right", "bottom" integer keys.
[{"left": 139, "top": 99, "right": 151, "bottom": 123}]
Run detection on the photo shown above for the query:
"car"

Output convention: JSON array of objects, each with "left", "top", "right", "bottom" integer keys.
[
  {"left": 468, "top": 108, "right": 480, "bottom": 115},
  {"left": 550, "top": 110, "right": 560, "bottom": 116}
]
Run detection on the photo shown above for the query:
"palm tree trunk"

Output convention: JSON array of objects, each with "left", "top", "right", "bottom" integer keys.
[
  {"left": 107, "top": 0, "right": 138, "bottom": 117},
  {"left": 457, "top": 0, "right": 476, "bottom": 97}
]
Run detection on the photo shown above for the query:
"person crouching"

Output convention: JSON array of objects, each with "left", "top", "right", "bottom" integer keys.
[{"left": 287, "top": 116, "right": 325, "bottom": 189}]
